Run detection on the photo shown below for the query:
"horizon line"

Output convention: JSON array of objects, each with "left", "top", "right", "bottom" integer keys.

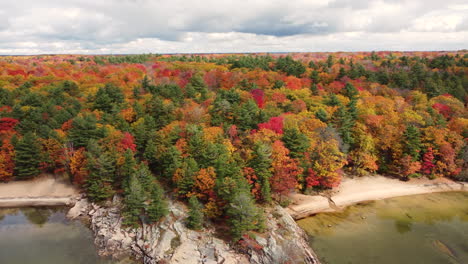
[{"left": 1, "top": 49, "right": 467, "bottom": 57}]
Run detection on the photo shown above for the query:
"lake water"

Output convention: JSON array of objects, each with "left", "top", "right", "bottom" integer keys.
[
  {"left": 298, "top": 192, "right": 468, "bottom": 264},
  {"left": 0, "top": 207, "right": 128, "bottom": 264}
]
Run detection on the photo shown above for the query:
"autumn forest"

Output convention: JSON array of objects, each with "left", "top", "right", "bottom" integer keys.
[{"left": 0, "top": 52, "right": 467, "bottom": 240}]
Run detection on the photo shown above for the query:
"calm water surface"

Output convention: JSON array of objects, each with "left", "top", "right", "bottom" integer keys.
[
  {"left": 298, "top": 192, "right": 468, "bottom": 264},
  {"left": 0, "top": 207, "right": 128, "bottom": 264}
]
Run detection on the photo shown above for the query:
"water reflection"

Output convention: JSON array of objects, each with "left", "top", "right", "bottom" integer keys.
[
  {"left": 21, "top": 207, "right": 54, "bottom": 226},
  {"left": 0, "top": 207, "right": 127, "bottom": 264},
  {"left": 394, "top": 219, "right": 412, "bottom": 234}
]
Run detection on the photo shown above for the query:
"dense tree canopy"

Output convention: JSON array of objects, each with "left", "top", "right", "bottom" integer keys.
[{"left": 0, "top": 51, "right": 466, "bottom": 240}]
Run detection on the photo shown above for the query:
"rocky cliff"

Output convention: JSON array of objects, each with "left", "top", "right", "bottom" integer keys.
[{"left": 67, "top": 196, "right": 320, "bottom": 264}]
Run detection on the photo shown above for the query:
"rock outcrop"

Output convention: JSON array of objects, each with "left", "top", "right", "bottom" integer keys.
[
  {"left": 249, "top": 205, "right": 319, "bottom": 264},
  {"left": 68, "top": 196, "right": 320, "bottom": 264}
]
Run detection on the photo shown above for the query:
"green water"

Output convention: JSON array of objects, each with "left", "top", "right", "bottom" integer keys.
[
  {"left": 298, "top": 192, "right": 468, "bottom": 264},
  {"left": 0, "top": 207, "right": 122, "bottom": 264}
]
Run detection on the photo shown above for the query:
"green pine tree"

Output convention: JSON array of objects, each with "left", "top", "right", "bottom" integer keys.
[
  {"left": 325, "top": 93, "right": 341, "bottom": 106},
  {"left": 68, "top": 114, "right": 101, "bottom": 148},
  {"left": 85, "top": 142, "right": 115, "bottom": 202},
  {"left": 310, "top": 70, "right": 319, "bottom": 83},
  {"left": 226, "top": 191, "right": 265, "bottom": 241},
  {"left": 403, "top": 125, "right": 422, "bottom": 160},
  {"left": 135, "top": 163, "right": 154, "bottom": 193},
  {"left": 122, "top": 173, "right": 145, "bottom": 227},
  {"left": 338, "top": 67, "right": 346, "bottom": 79},
  {"left": 120, "top": 149, "right": 137, "bottom": 190},
  {"left": 237, "top": 100, "right": 261, "bottom": 131},
  {"left": 177, "top": 158, "right": 199, "bottom": 197},
  {"left": 14, "top": 132, "right": 41, "bottom": 179},
  {"left": 186, "top": 196, "right": 204, "bottom": 230},
  {"left": 343, "top": 82, "right": 358, "bottom": 99},
  {"left": 315, "top": 108, "right": 329, "bottom": 122},
  {"left": 282, "top": 128, "right": 310, "bottom": 158},
  {"left": 327, "top": 54, "right": 334, "bottom": 68},
  {"left": 250, "top": 142, "right": 272, "bottom": 202},
  {"left": 147, "top": 181, "right": 168, "bottom": 223},
  {"left": 159, "top": 146, "right": 182, "bottom": 180}
]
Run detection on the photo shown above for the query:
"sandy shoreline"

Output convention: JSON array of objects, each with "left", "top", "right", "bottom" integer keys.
[
  {"left": 0, "top": 197, "right": 75, "bottom": 207},
  {"left": 0, "top": 175, "right": 79, "bottom": 208},
  {"left": 287, "top": 175, "right": 467, "bottom": 220}
]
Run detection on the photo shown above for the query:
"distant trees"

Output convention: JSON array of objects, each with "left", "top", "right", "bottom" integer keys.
[{"left": 275, "top": 56, "right": 306, "bottom": 77}]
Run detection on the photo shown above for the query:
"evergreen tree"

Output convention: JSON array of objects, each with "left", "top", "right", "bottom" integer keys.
[
  {"left": 403, "top": 125, "right": 422, "bottom": 160},
  {"left": 325, "top": 93, "right": 341, "bottom": 106},
  {"left": 315, "top": 108, "right": 329, "bottom": 122},
  {"left": 250, "top": 142, "right": 272, "bottom": 202},
  {"left": 135, "top": 163, "right": 154, "bottom": 193},
  {"left": 144, "top": 138, "right": 158, "bottom": 168},
  {"left": 120, "top": 149, "right": 137, "bottom": 190},
  {"left": 309, "top": 60, "right": 317, "bottom": 69},
  {"left": 310, "top": 70, "right": 319, "bottom": 83},
  {"left": 226, "top": 191, "right": 265, "bottom": 241},
  {"left": 347, "top": 97, "right": 358, "bottom": 121},
  {"left": 14, "top": 132, "right": 41, "bottom": 179},
  {"left": 186, "top": 196, "right": 204, "bottom": 230},
  {"left": 335, "top": 103, "right": 355, "bottom": 148},
  {"left": 141, "top": 75, "right": 151, "bottom": 92},
  {"left": 122, "top": 173, "right": 145, "bottom": 227},
  {"left": 85, "top": 142, "right": 115, "bottom": 202},
  {"left": 282, "top": 128, "right": 310, "bottom": 158},
  {"left": 93, "top": 87, "right": 112, "bottom": 112},
  {"left": 159, "top": 146, "right": 182, "bottom": 180},
  {"left": 310, "top": 83, "right": 318, "bottom": 95},
  {"left": 0, "top": 87, "right": 13, "bottom": 106},
  {"left": 145, "top": 96, "right": 176, "bottom": 129},
  {"left": 153, "top": 84, "right": 183, "bottom": 104},
  {"left": 177, "top": 158, "right": 199, "bottom": 197},
  {"left": 343, "top": 82, "right": 358, "bottom": 99},
  {"left": 68, "top": 114, "right": 101, "bottom": 148},
  {"left": 275, "top": 56, "right": 306, "bottom": 77},
  {"left": 147, "top": 181, "right": 168, "bottom": 223},
  {"left": 237, "top": 100, "right": 262, "bottom": 131},
  {"left": 326, "top": 54, "right": 334, "bottom": 68},
  {"left": 338, "top": 67, "right": 346, "bottom": 79},
  {"left": 185, "top": 74, "right": 208, "bottom": 101},
  {"left": 92, "top": 83, "right": 124, "bottom": 113}
]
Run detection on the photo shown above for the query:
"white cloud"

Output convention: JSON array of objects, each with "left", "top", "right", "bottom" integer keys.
[{"left": 0, "top": 0, "right": 466, "bottom": 54}]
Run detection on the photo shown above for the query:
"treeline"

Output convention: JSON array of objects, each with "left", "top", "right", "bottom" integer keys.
[{"left": 0, "top": 52, "right": 466, "bottom": 241}]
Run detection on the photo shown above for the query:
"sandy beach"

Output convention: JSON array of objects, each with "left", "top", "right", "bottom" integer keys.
[
  {"left": 287, "top": 175, "right": 467, "bottom": 219},
  {"left": 0, "top": 175, "right": 79, "bottom": 207}
]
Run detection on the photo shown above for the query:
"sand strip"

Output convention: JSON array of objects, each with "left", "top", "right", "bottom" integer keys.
[
  {"left": 0, "top": 197, "right": 75, "bottom": 207},
  {"left": 287, "top": 175, "right": 467, "bottom": 220},
  {"left": 0, "top": 175, "right": 79, "bottom": 208}
]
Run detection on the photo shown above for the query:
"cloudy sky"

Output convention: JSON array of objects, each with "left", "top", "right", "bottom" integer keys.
[{"left": 1, "top": 0, "right": 467, "bottom": 54}]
